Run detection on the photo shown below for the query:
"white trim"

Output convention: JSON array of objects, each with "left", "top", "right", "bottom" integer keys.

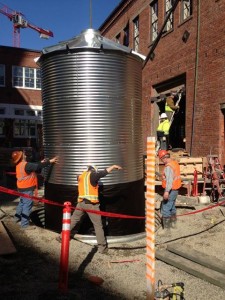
[{"left": 0, "top": 103, "right": 42, "bottom": 120}]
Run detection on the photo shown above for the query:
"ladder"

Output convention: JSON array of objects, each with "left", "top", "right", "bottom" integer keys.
[{"left": 169, "top": 90, "right": 183, "bottom": 127}]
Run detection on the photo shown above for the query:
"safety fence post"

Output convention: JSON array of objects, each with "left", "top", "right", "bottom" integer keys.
[
  {"left": 192, "top": 169, "right": 198, "bottom": 196},
  {"left": 146, "top": 137, "right": 155, "bottom": 300},
  {"left": 58, "top": 201, "right": 71, "bottom": 294}
]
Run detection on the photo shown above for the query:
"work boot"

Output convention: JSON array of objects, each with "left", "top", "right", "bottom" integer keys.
[
  {"left": 171, "top": 214, "right": 177, "bottom": 229},
  {"left": 157, "top": 217, "right": 171, "bottom": 237},
  {"left": 98, "top": 246, "right": 109, "bottom": 255},
  {"left": 163, "top": 217, "right": 172, "bottom": 232}
]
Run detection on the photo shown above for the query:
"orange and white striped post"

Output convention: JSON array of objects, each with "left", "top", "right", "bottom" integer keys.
[
  {"left": 146, "top": 137, "right": 155, "bottom": 300},
  {"left": 58, "top": 201, "right": 71, "bottom": 294}
]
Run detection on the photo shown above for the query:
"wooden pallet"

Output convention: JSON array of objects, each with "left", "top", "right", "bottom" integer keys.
[
  {"left": 0, "top": 221, "right": 17, "bottom": 255},
  {"left": 155, "top": 156, "right": 206, "bottom": 180}
]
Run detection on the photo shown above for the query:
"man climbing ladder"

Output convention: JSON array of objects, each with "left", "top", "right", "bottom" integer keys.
[{"left": 168, "top": 90, "right": 183, "bottom": 126}]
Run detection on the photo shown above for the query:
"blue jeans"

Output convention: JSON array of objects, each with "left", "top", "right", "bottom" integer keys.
[
  {"left": 15, "top": 190, "right": 34, "bottom": 228},
  {"left": 161, "top": 190, "right": 178, "bottom": 218}
]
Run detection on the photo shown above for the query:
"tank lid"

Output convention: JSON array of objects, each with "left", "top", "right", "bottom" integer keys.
[{"left": 41, "top": 28, "right": 132, "bottom": 55}]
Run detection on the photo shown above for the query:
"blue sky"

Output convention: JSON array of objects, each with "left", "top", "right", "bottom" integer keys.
[{"left": 0, "top": 0, "right": 121, "bottom": 50}]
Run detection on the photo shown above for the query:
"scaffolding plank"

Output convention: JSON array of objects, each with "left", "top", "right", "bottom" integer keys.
[
  {"left": 156, "top": 250, "right": 225, "bottom": 289},
  {"left": 0, "top": 221, "right": 16, "bottom": 255},
  {"left": 167, "top": 243, "right": 225, "bottom": 275}
]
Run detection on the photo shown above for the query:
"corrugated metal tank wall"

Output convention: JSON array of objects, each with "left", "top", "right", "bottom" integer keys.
[{"left": 39, "top": 29, "right": 145, "bottom": 235}]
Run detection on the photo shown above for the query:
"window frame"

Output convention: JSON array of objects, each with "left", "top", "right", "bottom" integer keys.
[
  {"left": 123, "top": 23, "right": 130, "bottom": 47},
  {"left": 133, "top": 16, "right": 139, "bottom": 52},
  {"left": 12, "top": 66, "right": 41, "bottom": 89},
  {"left": 14, "top": 119, "right": 37, "bottom": 138},
  {"left": 0, "top": 119, "right": 5, "bottom": 136},
  {"left": 0, "top": 64, "right": 5, "bottom": 87},
  {"left": 151, "top": 1, "right": 159, "bottom": 42},
  {"left": 180, "top": 0, "right": 193, "bottom": 22},
  {"left": 115, "top": 33, "right": 121, "bottom": 44},
  {"left": 164, "top": 0, "right": 174, "bottom": 32}
]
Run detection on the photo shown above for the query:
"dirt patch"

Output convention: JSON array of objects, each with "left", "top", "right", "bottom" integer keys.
[{"left": 1, "top": 192, "right": 225, "bottom": 299}]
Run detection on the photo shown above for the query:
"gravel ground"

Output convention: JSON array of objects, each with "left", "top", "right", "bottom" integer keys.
[{"left": 1, "top": 191, "right": 225, "bottom": 300}]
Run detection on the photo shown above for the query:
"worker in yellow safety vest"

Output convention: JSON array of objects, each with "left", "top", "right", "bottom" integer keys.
[{"left": 157, "top": 113, "right": 170, "bottom": 150}]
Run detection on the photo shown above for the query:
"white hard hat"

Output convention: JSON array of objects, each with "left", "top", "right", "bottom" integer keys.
[
  {"left": 160, "top": 113, "right": 168, "bottom": 119},
  {"left": 87, "top": 164, "right": 98, "bottom": 172}
]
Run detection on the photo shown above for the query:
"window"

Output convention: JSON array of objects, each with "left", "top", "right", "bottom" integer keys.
[
  {"left": 151, "top": 1, "right": 158, "bottom": 42},
  {"left": 13, "top": 66, "right": 23, "bottom": 87},
  {"left": 123, "top": 23, "right": 129, "bottom": 47},
  {"left": 0, "top": 120, "right": 4, "bottom": 135},
  {"left": 181, "top": 0, "right": 192, "bottom": 22},
  {"left": 15, "top": 109, "right": 24, "bottom": 116},
  {"left": 25, "top": 67, "right": 34, "bottom": 88},
  {"left": 165, "top": 0, "right": 174, "bottom": 32},
  {"left": 14, "top": 119, "right": 36, "bottom": 137},
  {"left": 133, "top": 17, "right": 139, "bottom": 52},
  {"left": 37, "top": 111, "right": 42, "bottom": 117},
  {"left": 36, "top": 69, "right": 42, "bottom": 89},
  {"left": 0, "top": 65, "right": 5, "bottom": 86},
  {"left": 115, "top": 33, "right": 121, "bottom": 44},
  {"left": 0, "top": 108, "right": 5, "bottom": 115},
  {"left": 12, "top": 66, "right": 41, "bottom": 89},
  {"left": 26, "top": 110, "right": 36, "bottom": 117}
]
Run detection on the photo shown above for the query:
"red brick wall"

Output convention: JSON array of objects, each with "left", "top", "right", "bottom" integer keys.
[
  {"left": 0, "top": 46, "right": 42, "bottom": 106},
  {"left": 100, "top": 0, "right": 225, "bottom": 163}
]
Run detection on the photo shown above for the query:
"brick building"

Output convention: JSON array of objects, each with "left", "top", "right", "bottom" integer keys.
[
  {"left": 99, "top": 0, "right": 225, "bottom": 163},
  {"left": 0, "top": 46, "right": 42, "bottom": 151}
]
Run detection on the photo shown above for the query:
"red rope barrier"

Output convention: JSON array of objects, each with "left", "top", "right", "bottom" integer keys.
[
  {"left": 0, "top": 185, "right": 145, "bottom": 219},
  {"left": 177, "top": 198, "right": 225, "bottom": 217},
  {"left": 1, "top": 185, "right": 225, "bottom": 219}
]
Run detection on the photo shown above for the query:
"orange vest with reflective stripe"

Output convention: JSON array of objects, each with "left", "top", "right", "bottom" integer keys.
[
  {"left": 16, "top": 161, "right": 37, "bottom": 189},
  {"left": 77, "top": 171, "right": 99, "bottom": 203},
  {"left": 162, "top": 160, "right": 181, "bottom": 190}
]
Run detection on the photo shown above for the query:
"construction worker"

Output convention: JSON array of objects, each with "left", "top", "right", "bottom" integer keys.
[
  {"left": 56, "top": 164, "right": 122, "bottom": 254},
  {"left": 11, "top": 150, "right": 58, "bottom": 229},
  {"left": 157, "top": 113, "right": 170, "bottom": 150},
  {"left": 165, "top": 92, "right": 179, "bottom": 121},
  {"left": 158, "top": 150, "right": 181, "bottom": 234}
]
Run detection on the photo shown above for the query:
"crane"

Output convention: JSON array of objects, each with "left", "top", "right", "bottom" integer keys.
[{"left": 0, "top": 2, "right": 53, "bottom": 48}]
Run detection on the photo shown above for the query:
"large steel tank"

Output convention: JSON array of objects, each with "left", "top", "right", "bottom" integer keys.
[{"left": 38, "top": 29, "right": 145, "bottom": 235}]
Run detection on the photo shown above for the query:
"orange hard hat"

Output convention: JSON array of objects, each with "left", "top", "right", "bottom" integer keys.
[
  {"left": 158, "top": 150, "right": 169, "bottom": 159},
  {"left": 11, "top": 151, "right": 23, "bottom": 164}
]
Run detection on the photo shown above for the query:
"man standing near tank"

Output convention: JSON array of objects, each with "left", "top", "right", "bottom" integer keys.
[
  {"left": 158, "top": 150, "right": 181, "bottom": 234},
  {"left": 56, "top": 164, "right": 122, "bottom": 254},
  {"left": 12, "top": 150, "right": 58, "bottom": 230}
]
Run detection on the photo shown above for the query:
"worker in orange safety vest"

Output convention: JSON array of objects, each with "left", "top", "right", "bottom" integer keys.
[
  {"left": 158, "top": 150, "right": 181, "bottom": 234},
  {"left": 12, "top": 150, "right": 58, "bottom": 229}
]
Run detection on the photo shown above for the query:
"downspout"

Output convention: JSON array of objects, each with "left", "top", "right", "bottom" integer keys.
[{"left": 190, "top": 0, "right": 201, "bottom": 155}]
